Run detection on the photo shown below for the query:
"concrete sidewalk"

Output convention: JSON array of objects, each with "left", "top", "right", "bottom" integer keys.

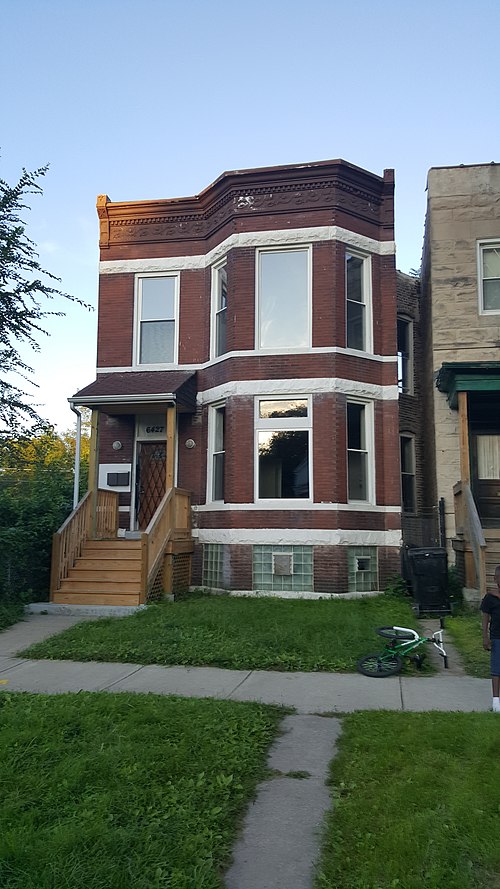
[
  {"left": 0, "top": 613, "right": 492, "bottom": 713},
  {"left": 0, "top": 612, "right": 495, "bottom": 889}
]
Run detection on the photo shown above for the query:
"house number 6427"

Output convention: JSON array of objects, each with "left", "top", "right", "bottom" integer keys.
[{"left": 146, "top": 425, "right": 165, "bottom": 433}]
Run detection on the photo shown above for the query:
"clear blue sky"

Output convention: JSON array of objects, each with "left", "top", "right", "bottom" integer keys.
[{"left": 2, "top": 0, "right": 499, "bottom": 431}]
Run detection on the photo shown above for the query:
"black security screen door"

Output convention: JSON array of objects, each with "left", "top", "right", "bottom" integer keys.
[{"left": 136, "top": 442, "right": 166, "bottom": 530}]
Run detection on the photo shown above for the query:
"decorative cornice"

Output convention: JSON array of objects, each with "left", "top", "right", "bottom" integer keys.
[{"left": 98, "top": 160, "right": 393, "bottom": 249}]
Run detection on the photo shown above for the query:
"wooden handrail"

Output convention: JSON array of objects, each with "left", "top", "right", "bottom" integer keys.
[
  {"left": 50, "top": 489, "right": 119, "bottom": 596},
  {"left": 453, "top": 481, "right": 487, "bottom": 596},
  {"left": 140, "top": 487, "right": 192, "bottom": 602}
]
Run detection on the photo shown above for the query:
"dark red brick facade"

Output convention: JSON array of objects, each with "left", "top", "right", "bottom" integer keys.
[{"left": 77, "top": 159, "right": 402, "bottom": 594}]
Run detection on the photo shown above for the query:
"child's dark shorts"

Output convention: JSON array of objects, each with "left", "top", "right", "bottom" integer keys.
[{"left": 491, "top": 639, "right": 500, "bottom": 677}]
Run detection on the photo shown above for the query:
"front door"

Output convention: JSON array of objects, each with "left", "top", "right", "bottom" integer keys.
[
  {"left": 136, "top": 442, "right": 167, "bottom": 530},
  {"left": 472, "top": 433, "right": 500, "bottom": 526}
]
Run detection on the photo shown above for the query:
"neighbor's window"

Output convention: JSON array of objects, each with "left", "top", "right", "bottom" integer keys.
[
  {"left": 347, "top": 400, "right": 372, "bottom": 502},
  {"left": 212, "top": 261, "right": 228, "bottom": 357},
  {"left": 136, "top": 275, "right": 177, "bottom": 364},
  {"left": 256, "top": 397, "right": 311, "bottom": 499},
  {"left": 257, "top": 248, "right": 310, "bottom": 349},
  {"left": 400, "top": 435, "right": 416, "bottom": 512},
  {"left": 397, "top": 318, "right": 413, "bottom": 394},
  {"left": 346, "top": 252, "right": 371, "bottom": 351},
  {"left": 209, "top": 405, "right": 225, "bottom": 501},
  {"left": 479, "top": 241, "right": 500, "bottom": 313}
]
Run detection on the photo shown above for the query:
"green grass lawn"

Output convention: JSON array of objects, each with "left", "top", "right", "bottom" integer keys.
[
  {"left": 0, "top": 692, "right": 282, "bottom": 889},
  {"left": 0, "top": 600, "right": 24, "bottom": 633},
  {"left": 316, "top": 711, "right": 500, "bottom": 889},
  {"left": 21, "top": 593, "right": 420, "bottom": 672},
  {"left": 446, "top": 611, "right": 490, "bottom": 678}
]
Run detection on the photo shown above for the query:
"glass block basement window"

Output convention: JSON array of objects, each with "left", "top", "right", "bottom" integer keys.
[
  {"left": 347, "top": 546, "right": 378, "bottom": 593},
  {"left": 203, "top": 544, "right": 224, "bottom": 588},
  {"left": 253, "top": 545, "right": 313, "bottom": 592}
]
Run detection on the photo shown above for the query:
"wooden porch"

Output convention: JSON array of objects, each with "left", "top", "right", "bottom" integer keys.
[{"left": 50, "top": 487, "right": 193, "bottom": 606}]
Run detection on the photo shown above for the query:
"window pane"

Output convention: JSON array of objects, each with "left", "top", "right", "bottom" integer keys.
[
  {"left": 140, "top": 320, "right": 175, "bottom": 364},
  {"left": 346, "top": 254, "right": 363, "bottom": 302},
  {"left": 218, "top": 266, "right": 228, "bottom": 310},
  {"left": 259, "top": 399, "right": 308, "bottom": 419},
  {"left": 483, "top": 279, "right": 500, "bottom": 311},
  {"left": 347, "top": 403, "right": 365, "bottom": 450},
  {"left": 141, "top": 277, "right": 175, "bottom": 320},
  {"left": 213, "top": 452, "right": 225, "bottom": 500},
  {"left": 348, "top": 451, "right": 367, "bottom": 500},
  {"left": 216, "top": 308, "right": 227, "bottom": 356},
  {"left": 214, "top": 407, "right": 225, "bottom": 452},
  {"left": 401, "top": 474, "right": 416, "bottom": 511},
  {"left": 259, "top": 250, "right": 308, "bottom": 349},
  {"left": 483, "top": 247, "right": 500, "bottom": 278},
  {"left": 347, "top": 300, "right": 365, "bottom": 350},
  {"left": 400, "top": 437, "right": 414, "bottom": 473},
  {"left": 258, "top": 430, "right": 309, "bottom": 498}
]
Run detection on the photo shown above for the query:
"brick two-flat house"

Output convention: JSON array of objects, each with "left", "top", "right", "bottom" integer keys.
[
  {"left": 51, "top": 159, "right": 402, "bottom": 606},
  {"left": 420, "top": 162, "right": 500, "bottom": 597}
]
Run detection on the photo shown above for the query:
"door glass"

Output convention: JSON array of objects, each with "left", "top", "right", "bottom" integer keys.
[{"left": 477, "top": 435, "right": 500, "bottom": 479}]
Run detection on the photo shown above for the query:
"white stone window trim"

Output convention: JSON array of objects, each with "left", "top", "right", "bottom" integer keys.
[
  {"left": 254, "top": 394, "right": 313, "bottom": 505},
  {"left": 207, "top": 401, "right": 226, "bottom": 504},
  {"left": 133, "top": 272, "right": 180, "bottom": 368},
  {"left": 210, "top": 258, "right": 228, "bottom": 359},
  {"left": 346, "top": 397, "right": 376, "bottom": 505},
  {"left": 478, "top": 238, "right": 500, "bottom": 315},
  {"left": 345, "top": 249, "right": 373, "bottom": 354},
  {"left": 255, "top": 245, "right": 312, "bottom": 351}
]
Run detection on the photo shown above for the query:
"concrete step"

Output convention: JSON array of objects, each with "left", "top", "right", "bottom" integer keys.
[{"left": 52, "top": 592, "right": 141, "bottom": 607}]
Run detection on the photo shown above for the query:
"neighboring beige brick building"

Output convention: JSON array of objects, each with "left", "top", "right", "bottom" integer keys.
[{"left": 421, "top": 163, "right": 500, "bottom": 593}]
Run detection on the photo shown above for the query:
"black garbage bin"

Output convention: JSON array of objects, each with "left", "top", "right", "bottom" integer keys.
[{"left": 406, "top": 547, "right": 450, "bottom": 616}]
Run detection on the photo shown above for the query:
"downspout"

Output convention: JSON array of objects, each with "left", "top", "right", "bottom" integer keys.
[{"left": 70, "top": 402, "right": 82, "bottom": 509}]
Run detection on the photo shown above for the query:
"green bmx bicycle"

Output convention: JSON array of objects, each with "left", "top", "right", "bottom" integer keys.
[{"left": 357, "top": 625, "right": 448, "bottom": 678}]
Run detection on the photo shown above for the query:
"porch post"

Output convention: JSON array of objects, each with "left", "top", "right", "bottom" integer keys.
[
  {"left": 88, "top": 410, "right": 100, "bottom": 538},
  {"left": 166, "top": 405, "right": 176, "bottom": 490},
  {"left": 458, "top": 391, "right": 470, "bottom": 485}
]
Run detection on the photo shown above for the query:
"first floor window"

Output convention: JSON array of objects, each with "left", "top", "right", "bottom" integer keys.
[
  {"left": 210, "top": 405, "right": 225, "bottom": 501},
  {"left": 400, "top": 435, "right": 416, "bottom": 512},
  {"left": 479, "top": 241, "right": 500, "bottom": 313},
  {"left": 347, "top": 400, "right": 371, "bottom": 501},
  {"left": 137, "top": 274, "right": 177, "bottom": 364},
  {"left": 256, "top": 397, "right": 311, "bottom": 499}
]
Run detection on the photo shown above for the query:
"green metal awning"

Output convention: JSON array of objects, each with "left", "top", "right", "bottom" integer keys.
[{"left": 436, "top": 361, "right": 500, "bottom": 408}]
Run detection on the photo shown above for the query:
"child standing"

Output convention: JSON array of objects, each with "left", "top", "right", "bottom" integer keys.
[{"left": 481, "top": 564, "right": 500, "bottom": 713}]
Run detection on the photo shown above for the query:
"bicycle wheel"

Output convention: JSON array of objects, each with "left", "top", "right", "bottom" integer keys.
[
  {"left": 376, "top": 626, "right": 415, "bottom": 641},
  {"left": 357, "top": 652, "right": 403, "bottom": 677}
]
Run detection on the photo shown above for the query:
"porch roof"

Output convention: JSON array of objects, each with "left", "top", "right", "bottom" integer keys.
[
  {"left": 436, "top": 361, "right": 500, "bottom": 408},
  {"left": 69, "top": 371, "right": 197, "bottom": 413}
]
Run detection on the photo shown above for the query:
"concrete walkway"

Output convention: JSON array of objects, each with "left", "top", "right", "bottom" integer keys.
[
  {"left": 0, "top": 613, "right": 494, "bottom": 889},
  {"left": 0, "top": 613, "right": 491, "bottom": 712}
]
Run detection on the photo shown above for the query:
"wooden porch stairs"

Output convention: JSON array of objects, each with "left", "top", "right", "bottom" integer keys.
[
  {"left": 485, "top": 529, "right": 500, "bottom": 590},
  {"left": 50, "top": 487, "right": 193, "bottom": 607},
  {"left": 52, "top": 539, "right": 143, "bottom": 607}
]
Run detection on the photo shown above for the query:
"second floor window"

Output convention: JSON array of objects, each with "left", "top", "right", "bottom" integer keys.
[
  {"left": 479, "top": 241, "right": 500, "bottom": 313},
  {"left": 257, "top": 248, "right": 310, "bottom": 350},
  {"left": 346, "top": 252, "right": 371, "bottom": 351},
  {"left": 213, "top": 261, "right": 228, "bottom": 357},
  {"left": 136, "top": 275, "right": 177, "bottom": 365},
  {"left": 397, "top": 318, "right": 413, "bottom": 394}
]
